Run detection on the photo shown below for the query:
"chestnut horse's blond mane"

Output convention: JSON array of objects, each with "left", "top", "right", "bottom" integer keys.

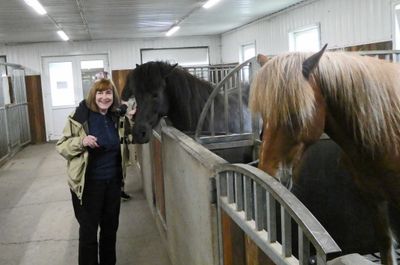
[{"left": 249, "top": 52, "right": 400, "bottom": 154}]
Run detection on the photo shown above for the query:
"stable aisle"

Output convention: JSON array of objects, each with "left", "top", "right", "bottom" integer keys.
[{"left": 0, "top": 143, "right": 171, "bottom": 265}]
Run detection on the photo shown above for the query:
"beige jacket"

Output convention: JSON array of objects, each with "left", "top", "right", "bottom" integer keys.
[{"left": 56, "top": 101, "right": 130, "bottom": 202}]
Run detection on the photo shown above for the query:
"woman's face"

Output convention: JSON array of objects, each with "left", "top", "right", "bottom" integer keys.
[{"left": 95, "top": 88, "right": 114, "bottom": 114}]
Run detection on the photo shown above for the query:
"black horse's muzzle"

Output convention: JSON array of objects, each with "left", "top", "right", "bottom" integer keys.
[{"left": 132, "top": 123, "right": 151, "bottom": 144}]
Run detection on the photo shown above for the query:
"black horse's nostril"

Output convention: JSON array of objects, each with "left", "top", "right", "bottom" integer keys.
[{"left": 132, "top": 124, "right": 151, "bottom": 144}]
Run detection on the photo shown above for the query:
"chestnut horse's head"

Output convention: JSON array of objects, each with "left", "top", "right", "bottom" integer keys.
[{"left": 251, "top": 46, "right": 328, "bottom": 187}]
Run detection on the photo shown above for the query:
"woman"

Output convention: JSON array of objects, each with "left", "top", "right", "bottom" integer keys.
[{"left": 56, "top": 76, "right": 130, "bottom": 265}]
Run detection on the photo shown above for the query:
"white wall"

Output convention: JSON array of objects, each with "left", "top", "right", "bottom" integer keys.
[
  {"left": 221, "top": 0, "right": 393, "bottom": 63},
  {"left": 0, "top": 35, "right": 221, "bottom": 75}
]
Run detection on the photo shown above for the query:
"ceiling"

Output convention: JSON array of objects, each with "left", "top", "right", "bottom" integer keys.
[{"left": 0, "top": 0, "right": 304, "bottom": 45}]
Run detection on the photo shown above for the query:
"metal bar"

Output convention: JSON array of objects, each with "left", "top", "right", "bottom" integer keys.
[
  {"left": 216, "top": 174, "right": 225, "bottom": 265},
  {"left": 281, "top": 206, "right": 292, "bottom": 257},
  {"left": 254, "top": 182, "right": 265, "bottom": 231},
  {"left": 316, "top": 253, "right": 326, "bottom": 265},
  {"left": 299, "top": 228, "right": 310, "bottom": 265},
  {"left": 224, "top": 82, "right": 229, "bottom": 134},
  {"left": 201, "top": 139, "right": 254, "bottom": 150},
  {"left": 210, "top": 101, "right": 215, "bottom": 136},
  {"left": 237, "top": 71, "right": 244, "bottom": 133},
  {"left": 219, "top": 172, "right": 227, "bottom": 197},
  {"left": 244, "top": 175, "right": 253, "bottom": 221},
  {"left": 267, "top": 192, "right": 277, "bottom": 243},
  {"left": 227, "top": 171, "right": 234, "bottom": 204},
  {"left": 198, "top": 132, "right": 254, "bottom": 144},
  {"left": 235, "top": 172, "right": 244, "bottom": 211}
]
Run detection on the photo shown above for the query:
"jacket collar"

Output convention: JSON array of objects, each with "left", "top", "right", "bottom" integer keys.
[
  {"left": 72, "top": 99, "right": 119, "bottom": 124},
  {"left": 72, "top": 100, "right": 90, "bottom": 124}
]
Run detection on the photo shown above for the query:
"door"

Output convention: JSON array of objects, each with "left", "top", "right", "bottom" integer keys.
[{"left": 42, "top": 54, "right": 109, "bottom": 141}]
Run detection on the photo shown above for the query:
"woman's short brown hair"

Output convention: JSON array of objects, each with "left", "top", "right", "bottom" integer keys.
[{"left": 86, "top": 78, "right": 121, "bottom": 113}]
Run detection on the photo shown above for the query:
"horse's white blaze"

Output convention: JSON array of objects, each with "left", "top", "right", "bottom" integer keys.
[{"left": 276, "top": 161, "right": 293, "bottom": 190}]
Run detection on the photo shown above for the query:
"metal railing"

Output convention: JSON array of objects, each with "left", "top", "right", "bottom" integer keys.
[
  {"left": 216, "top": 164, "right": 341, "bottom": 265},
  {"left": 0, "top": 63, "right": 31, "bottom": 164},
  {"left": 184, "top": 63, "right": 237, "bottom": 84},
  {"left": 194, "top": 57, "right": 261, "bottom": 148},
  {"left": 357, "top": 49, "right": 400, "bottom": 62}
]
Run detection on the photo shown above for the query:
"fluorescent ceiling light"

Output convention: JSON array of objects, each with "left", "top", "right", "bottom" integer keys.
[
  {"left": 166, "top": 26, "right": 180, "bottom": 37},
  {"left": 203, "top": 0, "right": 221, "bottom": 9},
  {"left": 57, "top": 30, "right": 69, "bottom": 41},
  {"left": 24, "top": 0, "right": 47, "bottom": 15}
]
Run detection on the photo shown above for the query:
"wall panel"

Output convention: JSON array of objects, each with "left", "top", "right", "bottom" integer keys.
[{"left": 221, "top": 0, "right": 393, "bottom": 63}]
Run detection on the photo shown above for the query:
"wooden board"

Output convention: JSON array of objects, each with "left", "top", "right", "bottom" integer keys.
[{"left": 25, "top": 75, "right": 46, "bottom": 143}]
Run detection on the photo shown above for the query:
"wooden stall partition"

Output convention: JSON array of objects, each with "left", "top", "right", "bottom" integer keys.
[
  {"left": 330, "top": 41, "right": 392, "bottom": 52},
  {"left": 25, "top": 75, "right": 46, "bottom": 143},
  {"left": 343, "top": 40, "right": 392, "bottom": 51},
  {"left": 222, "top": 210, "right": 276, "bottom": 265},
  {"left": 222, "top": 210, "right": 246, "bottom": 265},
  {"left": 152, "top": 136, "right": 166, "bottom": 225},
  {"left": 245, "top": 235, "right": 275, "bottom": 265},
  {"left": 112, "top": 69, "right": 132, "bottom": 96}
]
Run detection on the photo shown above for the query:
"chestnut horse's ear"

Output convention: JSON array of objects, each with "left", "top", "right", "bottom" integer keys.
[
  {"left": 257, "top": 54, "right": 269, "bottom": 66},
  {"left": 302, "top": 43, "right": 328, "bottom": 79}
]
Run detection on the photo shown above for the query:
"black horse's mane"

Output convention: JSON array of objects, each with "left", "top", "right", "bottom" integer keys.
[{"left": 133, "top": 61, "right": 217, "bottom": 131}]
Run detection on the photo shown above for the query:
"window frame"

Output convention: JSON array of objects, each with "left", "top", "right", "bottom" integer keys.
[
  {"left": 289, "top": 24, "right": 321, "bottom": 52},
  {"left": 140, "top": 46, "right": 210, "bottom": 66}
]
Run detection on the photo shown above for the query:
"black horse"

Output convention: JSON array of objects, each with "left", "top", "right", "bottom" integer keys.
[{"left": 121, "top": 61, "right": 251, "bottom": 144}]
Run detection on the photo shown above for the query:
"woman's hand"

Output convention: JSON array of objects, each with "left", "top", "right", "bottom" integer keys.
[
  {"left": 82, "top": 135, "right": 99, "bottom": 148},
  {"left": 127, "top": 107, "right": 136, "bottom": 120}
]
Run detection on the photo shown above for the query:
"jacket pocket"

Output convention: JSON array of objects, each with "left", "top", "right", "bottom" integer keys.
[{"left": 67, "top": 155, "right": 86, "bottom": 183}]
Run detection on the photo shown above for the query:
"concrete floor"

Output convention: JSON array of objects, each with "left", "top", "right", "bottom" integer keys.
[{"left": 0, "top": 143, "right": 171, "bottom": 265}]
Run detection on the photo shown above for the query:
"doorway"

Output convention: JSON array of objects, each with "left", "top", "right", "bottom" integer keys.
[{"left": 42, "top": 54, "right": 109, "bottom": 141}]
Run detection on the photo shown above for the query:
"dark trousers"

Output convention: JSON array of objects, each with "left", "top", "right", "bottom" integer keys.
[{"left": 71, "top": 178, "right": 121, "bottom": 265}]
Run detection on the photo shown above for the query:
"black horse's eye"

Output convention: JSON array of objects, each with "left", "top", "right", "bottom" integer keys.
[{"left": 152, "top": 93, "right": 158, "bottom": 99}]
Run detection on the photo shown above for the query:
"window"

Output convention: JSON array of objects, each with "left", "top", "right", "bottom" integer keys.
[
  {"left": 240, "top": 43, "right": 256, "bottom": 63},
  {"left": 395, "top": 3, "right": 400, "bottom": 49},
  {"left": 141, "top": 47, "right": 209, "bottom": 66},
  {"left": 80, "top": 60, "right": 105, "bottom": 98},
  {"left": 289, "top": 25, "right": 320, "bottom": 52},
  {"left": 0, "top": 56, "right": 12, "bottom": 106},
  {"left": 49, "top": 61, "right": 75, "bottom": 107}
]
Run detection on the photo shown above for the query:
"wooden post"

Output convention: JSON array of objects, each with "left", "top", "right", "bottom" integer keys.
[{"left": 221, "top": 210, "right": 245, "bottom": 265}]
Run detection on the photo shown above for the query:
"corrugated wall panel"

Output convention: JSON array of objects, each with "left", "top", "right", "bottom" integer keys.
[
  {"left": 0, "top": 35, "right": 221, "bottom": 75},
  {"left": 221, "top": 0, "right": 392, "bottom": 63},
  {"left": 0, "top": 108, "right": 8, "bottom": 160}
]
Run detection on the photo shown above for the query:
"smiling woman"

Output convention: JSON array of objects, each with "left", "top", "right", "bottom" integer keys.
[{"left": 56, "top": 77, "right": 131, "bottom": 265}]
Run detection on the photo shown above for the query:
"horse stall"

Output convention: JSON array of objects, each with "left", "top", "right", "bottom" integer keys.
[
  {"left": 131, "top": 56, "right": 395, "bottom": 265},
  {"left": 134, "top": 49, "right": 400, "bottom": 265},
  {"left": 0, "top": 63, "right": 31, "bottom": 166}
]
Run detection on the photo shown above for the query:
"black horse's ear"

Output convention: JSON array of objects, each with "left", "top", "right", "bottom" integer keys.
[
  {"left": 302, "top": 43, "right": 328, "bottom": 79},
  {"left": 136, "top": 64, "right": 140, "bottom": 68},
  {"left": 162, "top": 63, "right": 178, "bottom": 78}
]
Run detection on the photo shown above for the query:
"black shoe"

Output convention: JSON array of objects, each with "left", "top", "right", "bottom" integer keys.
[{"left": 121, "top": 191, "right": 131, "bottom": 201}]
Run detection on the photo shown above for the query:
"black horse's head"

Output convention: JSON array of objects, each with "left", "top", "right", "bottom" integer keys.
[{"left": 121, "top": 61, "right": 178, "bottom": 143}]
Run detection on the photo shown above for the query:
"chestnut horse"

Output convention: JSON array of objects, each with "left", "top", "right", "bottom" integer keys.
[{"left": 250, "top": 46, "right": 400, "bottom": 265}]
